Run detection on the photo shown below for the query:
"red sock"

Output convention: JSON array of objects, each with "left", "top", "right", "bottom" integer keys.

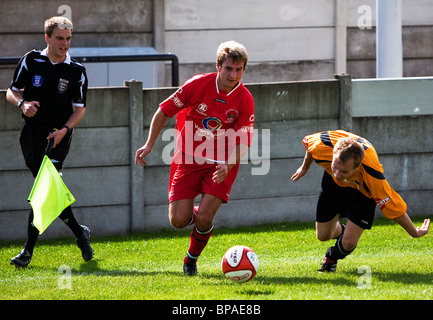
[
  {"left": 184, "top": 225, "right": 214, "bottom": 264},
  {"left": 323, "top": 257, "right": 336, "bottom": 264}
]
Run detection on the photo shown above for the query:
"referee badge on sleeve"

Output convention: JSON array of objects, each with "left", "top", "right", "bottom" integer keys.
[{"left": 58, "top": 78, "right": 69, "bottom": 93}]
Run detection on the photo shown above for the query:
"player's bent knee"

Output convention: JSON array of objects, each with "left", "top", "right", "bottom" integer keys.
[
  {"left": 316, "top": 230, "right": 332, "bottom": 242},
  {"left": 169, "top": 217, "right": 187, "bottom": 229},
  {"left": 168, "top": 200, "right": 194, "bottom": 229},
  {"left": 168, "top": 212, "right": 191, "bottom": 229}
]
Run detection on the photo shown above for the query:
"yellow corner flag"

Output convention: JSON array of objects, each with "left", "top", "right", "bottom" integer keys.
[{"left": 28, "top": 155, "right": 75, "bottom": 234}]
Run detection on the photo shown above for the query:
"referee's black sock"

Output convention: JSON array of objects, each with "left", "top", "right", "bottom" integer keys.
[
  {"left": 325, "top": 234, "right": 355, "bottom": 262},
  {"left": 23, "top": 209, "right": 39, "bottom": 255},
  {"left": 59, "top": 206, "right": 84, "bottom": 238}
]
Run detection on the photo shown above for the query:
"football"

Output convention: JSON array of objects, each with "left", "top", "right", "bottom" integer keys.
[{"left": 221, "top": 245, "right": 259, "bottom": 283}]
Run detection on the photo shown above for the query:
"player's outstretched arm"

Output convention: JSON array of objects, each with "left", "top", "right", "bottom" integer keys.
[
  {"left": 394, "top": 213, "right": 430, "bottom": 238},
  {"left": 291, "top": 150, "right": 314, "bottom": 181}
]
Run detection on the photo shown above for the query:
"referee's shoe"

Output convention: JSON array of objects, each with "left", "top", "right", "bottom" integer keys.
[
  {"left": 10, "top": 249, "right": 32, "bottom": 268},
  {"left": 76, "top": 225, "right": 94, "bottom": 261}
]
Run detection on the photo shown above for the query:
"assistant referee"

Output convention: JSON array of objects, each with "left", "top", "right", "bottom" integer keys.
[{"left": 6, "top": 16, "right": 93, "bottom": 267}]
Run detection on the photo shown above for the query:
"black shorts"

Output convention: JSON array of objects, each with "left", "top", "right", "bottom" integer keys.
[
  {"left": 19, "top": 121, "right": 72, "bottom": 177},
  {"left": 316, "top": 171, "right": 377, "bottom": 229}
]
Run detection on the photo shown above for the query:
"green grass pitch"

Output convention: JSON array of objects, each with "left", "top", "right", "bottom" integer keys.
[{"left": 0, "top": 216, "right": 432, "bottom": 301}]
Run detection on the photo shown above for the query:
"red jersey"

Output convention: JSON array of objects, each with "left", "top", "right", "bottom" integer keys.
[
  {"left": 160, "top": 72, "right": 254, "bottom": 164},
  {"left": 303, "top": 130, "right": 407, "bottom": 219}
]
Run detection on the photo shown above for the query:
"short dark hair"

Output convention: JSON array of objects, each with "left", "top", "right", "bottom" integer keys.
[{"left": 333, "top": 137, "right": 365, "bottom": 168}]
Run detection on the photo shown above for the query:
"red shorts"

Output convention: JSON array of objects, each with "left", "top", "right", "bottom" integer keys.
[{"left": 168, "top": 156, "right": 240, "bottom": 203}]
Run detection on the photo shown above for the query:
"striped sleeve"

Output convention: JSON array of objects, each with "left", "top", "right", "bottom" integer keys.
[
  {"left": 303, "top": 131, "right": 334, "bottom": 161},
  {"left": 72, "top": 71, "right": 87, "bottom": 108},
  {"left": 10, "top": 54, "right": 29, "bottom": 91}
]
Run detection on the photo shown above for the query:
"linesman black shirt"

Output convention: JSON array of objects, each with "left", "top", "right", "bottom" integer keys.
[{"left": 10, "top": 49, "right": 88, "bottom": 127}]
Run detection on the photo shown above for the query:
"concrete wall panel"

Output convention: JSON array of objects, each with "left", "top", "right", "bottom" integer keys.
[{"left": 1, "top": 77, "right": 433, "bottom": 240}]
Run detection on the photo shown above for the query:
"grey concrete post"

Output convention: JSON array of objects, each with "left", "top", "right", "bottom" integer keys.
[
  {"left": 334, "top": 0, "right": 347, "bottom": 74},
  {"left": 334, "top": 73, "right": 353, "bottom": 132},
  {"left": 376, "top": 0, "right": 403, "bottom": 78},
  {"left": 125, "top": 80, "right": 145, "bottom": 233}
]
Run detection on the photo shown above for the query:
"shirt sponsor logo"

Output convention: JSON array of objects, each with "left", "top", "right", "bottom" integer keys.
[
  {"left": 32, "top": 75, "right": 43, "bottom": 87},
  {"left": 215, "top": 98, "right": 226, "bottom": 104},
  {"left": 196, "top": 103, "right": 208, "bottom": 115},
  {"left": 302, "top": 136, "right": 309, "bottom": 149},
  {"left": 169, "top": 88, "right": 184, "bottom": 108},
  {"left": 241, "top": 124, "right": 254, "bottom": 133},
  {"left": 202, "top": 117, "right": 222, "bottom": 132},
  {"left": 374, "top": 196, "right": 391, "bottom": 210},
  {"left": 171, "top": 94, "right": 184, "bottom": 108}
]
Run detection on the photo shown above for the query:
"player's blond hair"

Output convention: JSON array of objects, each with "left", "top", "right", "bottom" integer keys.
[
  {"left": 44, "top": 16, "right": 73, "bottom": 37},
  {"left": 216, "top": 41, "right": 248, "bottom": 70},
  {"left": 333, "top": 137, "right": 365, "bottom": 168}
]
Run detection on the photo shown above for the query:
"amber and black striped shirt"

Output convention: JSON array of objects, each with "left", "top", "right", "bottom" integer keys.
[{"left": 302, "top": 130, "right": 407, "bottom": 219}]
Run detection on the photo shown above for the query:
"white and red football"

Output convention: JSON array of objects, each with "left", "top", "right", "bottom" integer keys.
[{"left": 221, "top": 245, "right": 259, "bottom": 283}]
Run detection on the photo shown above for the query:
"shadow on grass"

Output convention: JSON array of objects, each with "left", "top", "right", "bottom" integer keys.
[
  {"left": 74, "top": 258, "right": 358, "bottom": 288},
  {"left": 372, "top": 271, "right": 433, "bottom": 285},
  {"left": 0, "top": 220, "right": 316, "bottom": 249},
  {"left": 2, "top": 215, "right": 431, "bottom": 248},
  {"left": 75, "top": 259, "right": 184, "bottom": 278},
  {"left": 21, "top": 256, "right": 432, "bottom": 300}
]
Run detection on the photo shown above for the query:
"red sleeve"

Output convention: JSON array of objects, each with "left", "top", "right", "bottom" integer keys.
[
  {"left": 159, "top": 76, "right": 197, "bottom": 118},
  {"left": 160, "top": 88, "right": 186, "bottom": 118},
  {"left": 234, "top": 90, "right": 254, "bottom": 146}
]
